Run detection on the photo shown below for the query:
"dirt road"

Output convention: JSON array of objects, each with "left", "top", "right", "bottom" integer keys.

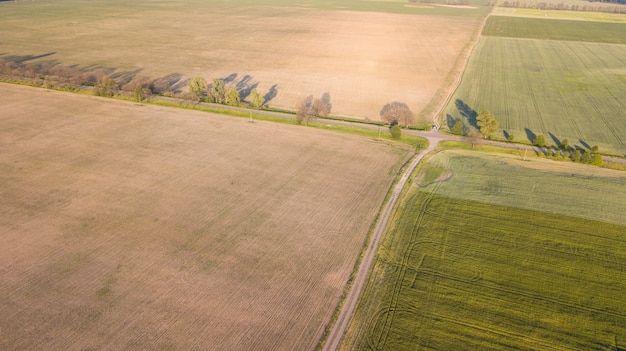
[{"left": 321, "top": 135, "right": 438, "bottom": 351}]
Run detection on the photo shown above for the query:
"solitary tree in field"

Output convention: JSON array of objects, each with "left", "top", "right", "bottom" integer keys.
[
  {"left": 188, "top": 76, "right": 207, "bottom": 101},
  {"left": 476, "top": 110, "right": 499, "bottom": 139},
  {"left": 249, "top": 88, "right": 265, "bottom": 109},
  {"left": 380, "top": 102, "right": 414, "bottom": 127},
  {"left": 225, "top": 86, "right": 241, "bottom": 106}
]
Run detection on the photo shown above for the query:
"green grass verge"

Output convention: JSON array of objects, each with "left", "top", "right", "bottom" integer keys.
[
  {"left": 483, "top": 16, "right": 626, "bottom": 43},
  {"left": 147, "top": 97, "right": 429, "bottom": 149},
  {"left": 340, "top": 149, "right": 626, "bottom": 351}
]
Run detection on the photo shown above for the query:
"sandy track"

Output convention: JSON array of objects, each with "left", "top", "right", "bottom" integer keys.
[{"left": 322, "top": 139, "right": 437, "bottom": 351}]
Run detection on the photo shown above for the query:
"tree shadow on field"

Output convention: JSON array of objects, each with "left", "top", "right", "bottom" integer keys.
[
  {"left": 446, "top": 114, "right": 456, "bottom": 129},
  {"left": 3, "top": 51, "right": 57, "bottom": 63},
  {"left": 525, "top": 128, "right": 537, "bottom": 143},
  {"left": 223, "top": 73, "right": 238, "bottom": 84},
  {"left": 322, "top": 92, "right": 332, "bottom": 114},
  {"left": 503, "top": 130, "right": 511, "bottom": 140},
  {"left": 235, "top": 74, "right": 259, "bottom": 100},
  {"left": 110, "top": 68, "right": 143, "bottom": 88},
  {"left": 455, "top": 99, "right": 477, "bottom": 128},
  {"left": 579, "top": 139, "right": 591, "bottom": 150},
  {"left": 548, "top": 132, "right": 561, "bottom": 147},
  {"left": 151, "top": 73, "right": 183, "bottom": 94},
  {"left": 264, "top": 84, "right": 279, "bottom": 103}
]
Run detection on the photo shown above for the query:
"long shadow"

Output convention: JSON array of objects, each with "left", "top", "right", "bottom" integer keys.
[
  {"left": 236, "top": 74, "right": 253, "bottom": 91},
  {"left": 3, "top": 51, "right": 56, "bottom": 63},
  {"left": 151, "top": 73, "right": 183, "bottom": 94},
  {"left": 525, "top": 128, "right": 537, "bottom": 143},
  {"left": 110, "top": 68, "right": 143, "bottom": 88},
  {"left": 548, "top": 132, "right": 561, "bottom": 147},
  {"left": 579, "top": 139, "right": 591, "bottom": 150},
  {"left": 235, "top": 74, "right": 258, "bottom": 100},
  {"left": 322, "top": 92, "right": 332, "bottom": 114},
  {"left": 503, "top": 130, "right": 511, "bottom": 140},
  {"left": 239, "top": 81, "right": 258, "bottom": 100},
  {"left": 446, "top": 114, "right": 456, "bottom": 129},
  {"left": 264, "top": 84, "right": 278, "bottom": 103},
  {"left": 455, "top": 99, "right": 477, "bottom": 128},
  {"left": 223, "top": 73, "right": 238, "bottom": 84}
]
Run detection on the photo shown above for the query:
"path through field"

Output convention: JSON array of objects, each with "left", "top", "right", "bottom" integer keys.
[{"left": 322, "top": 131, "right": 439, "bottom": 351}]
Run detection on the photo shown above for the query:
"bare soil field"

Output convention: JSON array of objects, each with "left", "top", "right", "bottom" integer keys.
[
  {"left": 0, "top": 83, "right": 412, "bottom": 350},
  {"left": 0, "top": 0, "right": 484, "bottom": 120}
]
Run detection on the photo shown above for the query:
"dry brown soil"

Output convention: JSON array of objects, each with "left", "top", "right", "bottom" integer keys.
[
  {"left": 0, "top": 2, "right": 481, "bottom": 120},
  {"left": 0, "top": 83, "right": 412, "bottom": 350}
]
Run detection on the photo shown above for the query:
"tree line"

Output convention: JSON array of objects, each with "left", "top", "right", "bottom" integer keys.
[
  {"left": 530, "top": 134, "right": 603, "bottom": 165},
  {"left": 500, "top": 0, "right": 626, "bottom": 13},
  {"left": 0, "top": 58, "right": 272, "bottom": 108},
  {"left": 186, "top": 76, "right": 265, "bottom": 109}
]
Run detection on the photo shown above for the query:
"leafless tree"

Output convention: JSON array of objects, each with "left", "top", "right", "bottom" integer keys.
[{"left": 380, "top": 101, "right": 414, "bottom": 127}]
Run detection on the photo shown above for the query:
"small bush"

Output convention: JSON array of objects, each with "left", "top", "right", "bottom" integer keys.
[{"left": 390, "top": 125, "right": 402, "bottom": 139}]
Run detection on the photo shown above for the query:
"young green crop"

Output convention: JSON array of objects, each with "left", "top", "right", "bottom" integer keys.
[
  {"left": 443, "top": 36, "right": 626, "bottom": 155},
  {"left": 340, "top": 149, "right": 626, "bottom": 351}
]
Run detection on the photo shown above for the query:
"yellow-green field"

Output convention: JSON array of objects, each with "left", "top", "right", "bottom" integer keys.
[
  {"left": 444, "top": 15, "right": 626, "bottom": 155},
  {"left": 340, "top": 149, "right": 626, "bottom": 350}
]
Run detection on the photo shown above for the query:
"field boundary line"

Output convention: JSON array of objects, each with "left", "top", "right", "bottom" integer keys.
[
  {"left": 431, "top": 6, "right": 494, "bottom": 129},
  {"left": 321, "top": 139, "right": 438, "bottom": 351}
]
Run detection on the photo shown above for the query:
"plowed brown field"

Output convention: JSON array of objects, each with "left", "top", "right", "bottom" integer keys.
[
  {"left": 0, "top": 1, "right": 482, "bottom": 120},
  {"left": 0, "top": 83, "right": 412, "bottom": 350}
]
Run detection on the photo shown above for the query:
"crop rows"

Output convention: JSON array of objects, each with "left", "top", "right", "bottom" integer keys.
[
  {"left": 340, "top": 150, "right": 626, "bottom": 351},
  {"left": 444, "top": 35, "right": 626, "bottom": 155},
  {"left": 0, "top": 84, "right": 412, "bottom": 350},
  {"left": 483, "top": 16, "right": 626, "bottom": 43}
]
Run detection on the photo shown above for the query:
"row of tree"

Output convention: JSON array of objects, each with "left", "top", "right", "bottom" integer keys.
[
  {"left": 536, "top": 145, "right": 603, "bottom": 165},
  {"left": 295, "top": 94, "right": 332, "bottom": 126},
  {"left": 186, "top": 76, "right": 264, "bottom": 108},
  {"left": 0, "top": 58, "right": 178, "bottom": 97},
  {"left": 531, "top": 135, "right": 602, "bottom": 164},
  {"left": 0, "top": 57, "right": 274, "bottom": 108},
  {"left": 500, "top": 1, "right": 626, "bottom": 13},
  {"left": 451, "top": 110, "right": 499, "bottom": 139}
]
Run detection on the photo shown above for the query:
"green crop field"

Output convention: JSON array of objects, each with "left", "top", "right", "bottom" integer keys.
[
  {"left": 492, "top": 7, "right": 626, "bottom": 23},
  {"left": 483, "top": 16, "right": 626, "bottom": 43},
  {"left": 340, "top": 149, "right": 626, "bottom": 351},
  {"left": 443, "top": 32, "right": 626, "bottom": 155}
]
